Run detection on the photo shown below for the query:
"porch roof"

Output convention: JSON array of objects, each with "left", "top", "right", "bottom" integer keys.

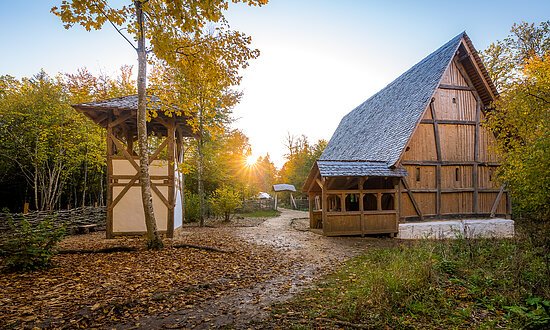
[{"left": 317, "top": 161, "right": 407, "bottom": 178}]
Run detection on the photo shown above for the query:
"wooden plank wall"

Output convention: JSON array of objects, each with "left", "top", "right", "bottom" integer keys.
[{"left": 400, "top": 58, "right": 509, "bottom": 220}]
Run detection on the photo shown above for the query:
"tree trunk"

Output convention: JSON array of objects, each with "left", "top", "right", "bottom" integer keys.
[
  {"left": 198, "top": 135, "right": 205, "bottom": 227},
  {"left": 135, "top": 0, "right": 163, "bottom": 249},
  {"left": 176, "top": 130, "right": 186, "bottom": 224},
  {"left": 33, "top": 138, "right": 39, "bottom": 211},
  {"left": 82, "top": 145, "right": 88, "bottom": 207}
]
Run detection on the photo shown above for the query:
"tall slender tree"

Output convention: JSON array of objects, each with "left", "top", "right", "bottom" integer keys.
[{"left": 52, "top": 0, "right": 267, "bottom": 248}]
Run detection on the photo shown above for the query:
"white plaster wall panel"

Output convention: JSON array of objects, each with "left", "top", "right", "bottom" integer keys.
[{"left": 112, "top": 186, "right": 169, "bottom": 233}]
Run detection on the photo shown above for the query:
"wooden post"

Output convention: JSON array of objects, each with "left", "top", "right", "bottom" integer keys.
[
  {"left": 308, "top": 192, "right": 314, "bottom": 228},
  {"left": 394, "top": 178, "right": 399, "bottom": 229},
  {"left": 506, "top": 192, "right": 512, "bottom": 219},
  {"left": 397, "top": 178, "right": 402, "bottom": 222},
  {"left": 473, "top": 101, "right": 480, "bottom": 214},
  {"left": 106, "top": 112, "right": 114, "bottom": 239},
  {"left": 166, "top": 119, "right": 175, "bottom": 238},
  {"left": 401, "top": 177, "right": 423, "bottom": 220},
  {"left": 490, "top": 185, "right": 506, "bottom": 217},
  {"left": 176, "top": 128, "right": 185, "bottom": 225},
  {"left": 430, "top": 100, "right": 442, "bottom": 217},
  {"left": 274, "top": 193, "right": 278, "bottom": 210},
  {"left": 359, "top": 177, "right": 365, "bottom": 236},
  {"left": 321, "top": 177, "right": 327, "bottom": 233}
]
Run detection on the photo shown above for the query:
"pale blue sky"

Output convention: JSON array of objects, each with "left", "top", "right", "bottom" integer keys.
[{"left": 1, "top": 1, "right": 549, "bottom": 167}]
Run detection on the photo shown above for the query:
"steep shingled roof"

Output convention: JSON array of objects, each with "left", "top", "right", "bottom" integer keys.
[{"left": 320, "top": 32, "right": 465, "bottom": 167}]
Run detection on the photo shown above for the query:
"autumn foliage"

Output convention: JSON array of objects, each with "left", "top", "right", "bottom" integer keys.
[{"left": 482, "top": 21, "right": 550, "bottom": 219}]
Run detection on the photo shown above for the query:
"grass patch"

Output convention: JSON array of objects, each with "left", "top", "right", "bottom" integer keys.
[
  {"left": 275, "top": 222, "right": 550, "bottom": 329},
  {"left": 237, "top": 209, "right": 281, "bottom": 218}
]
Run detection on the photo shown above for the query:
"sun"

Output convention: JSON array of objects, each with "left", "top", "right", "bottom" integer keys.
[{"left": 245, "top": 155, "right": 257, "bottom": 167}]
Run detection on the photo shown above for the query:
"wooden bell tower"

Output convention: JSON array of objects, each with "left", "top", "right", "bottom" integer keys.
[{"left": 73, "top": 95, "right": 194, "bottom": 238}]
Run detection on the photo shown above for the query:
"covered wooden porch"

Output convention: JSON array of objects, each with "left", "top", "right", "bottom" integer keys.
[{"left": 304, "top": 161, "right": 406, "bottom": 236}]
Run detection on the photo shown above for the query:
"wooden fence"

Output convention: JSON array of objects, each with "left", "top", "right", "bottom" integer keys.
[{"left": 0, "top": 206, "right": 106, "bottom": 234}]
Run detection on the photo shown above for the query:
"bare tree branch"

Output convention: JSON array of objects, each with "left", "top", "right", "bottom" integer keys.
[{"left": 93, "top": 2, "right": 137, "bottom": 51}]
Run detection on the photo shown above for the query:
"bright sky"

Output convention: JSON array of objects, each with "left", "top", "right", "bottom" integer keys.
[{"left": 1, "top": 1, "right": 549, "bottom": 168}]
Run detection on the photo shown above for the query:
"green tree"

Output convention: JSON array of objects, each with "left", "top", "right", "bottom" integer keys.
[
  {"left": 485, "top": 54, "right": 550, "bottom": 218},
  {"left": 209, "top": 186, "right": 242, "bottom": 222},
  {"left": 482, "top": 21, "right": 550, "bottom": 219},
  {"left": 481, "top": 21, "right": 550, "bottom": 91},
  {"left": 0, "top": 72, "right": 104, "bottom": 211},
  {"left": 279, "top": 135, "right": 327, "bottom": 194},
  {"left": 52, "top": 0, "right": 268, "bottom": 248}
]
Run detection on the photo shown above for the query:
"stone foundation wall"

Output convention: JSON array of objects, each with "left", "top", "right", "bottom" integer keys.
[{"left": 398, "top": 219, "right": 515, "bottom": 239}]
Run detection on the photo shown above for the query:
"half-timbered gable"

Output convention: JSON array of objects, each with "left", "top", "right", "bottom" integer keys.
[{"left": 303, "top": 32, "right": 510, "bottom": 236}]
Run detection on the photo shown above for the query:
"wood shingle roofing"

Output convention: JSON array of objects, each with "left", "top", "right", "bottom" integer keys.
[
  {"left": 317, "top": 161, "right": 407, "bottom": 177},
  {"left": 320, "top": 33, "right": 466, "bottom": 169},
  {"left": 72, "top": 95, "right": 195, "bottom": 137}
]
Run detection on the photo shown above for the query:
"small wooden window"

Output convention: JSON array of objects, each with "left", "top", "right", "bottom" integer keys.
[
  {"left": 345, "top": 193, "right": 360, "bottom": 212},
  {"left": 327, "top": 194, "right": 341, "bottom": 212},
  {"left": 455, "top": 167, "right": 460, "bottom": 181},
  {"left": 363, "top": 194, "right": 377, "bottom": 211},
  {"left": 452, "top": 97, "right": 457, "bottom": 104},
  {"left": 381, "top": 194, "right": 394, "bottom": 210},
  {"left": 415, "top": 167, "right": 421, "bottom": 182},
  {"left": 489, "top": 168, "right": 494, "bottom": 181}
]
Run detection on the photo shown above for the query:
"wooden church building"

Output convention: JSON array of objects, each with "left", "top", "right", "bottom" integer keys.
[{"left": 303, "top": 32, "right": 511, "bottom": 236}]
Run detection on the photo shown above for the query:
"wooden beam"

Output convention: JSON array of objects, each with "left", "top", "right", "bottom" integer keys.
[
  {"left": 421, "top": 119, "right": 476, "bottom": 125},
  {"left": 401, "top": 160, "right": 500, "bottom": 166},
  {"left": 430, "top": 100, "right": 442, "bottom": 216},
  {"left": 151, "top": 182, "right": 170, "bottom": 208},
  {"left": 453, "top": 58, "right": 484, "bottom": 104},
  {"left": 359, "top": 177, "right": 365, "bottom": 235},
  {"left": 112, "top": 175, "right": 168, "bottom": 180},
  {"left": 324, "top": 189, "right": 396, "bottom": 194},
  {"left": 315, "top": 178, "right": 324, "bottom": 189},
  {"left": 308, "top": 192, "right": 314, "bottom": 228},
  {"left": 154, "top": 116, "right": 170, "bottom": 129},
  {"left": 110, "top": 134, "right": 140, "bottom": 172},
  {"left": 506, "top": 192, "right": 512, "bottom": 219},
  {"left": 110, "top": 174, "right": 140, "bottom": 210},
  {"left": 167, "top": 119, "right": 175, "bottom": 238},
  {"left": 490, "top": 185, "right": 506, "bottom": 217},
  {"left": 473, "top": 100, "right": 481, "bottom": 214},
  {"left": 95, "top": 113, "right": 110, "bottom": 127},
  {"left": 108, "top": 112, "right": 134, "bottom": 128},
  {"left": 459, "top": 47, "right": 497, "bottom": 101},
  {"left": 106, "top": 113, "right": 114, "bottom": 239},
  {"left": 401, "top": 178, "right": 423, "bottom": 220},
  {"left": 149, "top": 138, "right": 169, "bottom": 162},
  {"left": 321, "top": 178, "right": 327, "bottom": 232},
  {"left": 438, "top": 84, "right": 474, "bottom": 91},
  {"left": 397, "top": 178, "right": 402, "bottom": 222}
]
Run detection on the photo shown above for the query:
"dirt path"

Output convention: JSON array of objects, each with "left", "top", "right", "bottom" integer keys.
[{"left": 128, "top": 209, "right": 390, "bottom": 329}]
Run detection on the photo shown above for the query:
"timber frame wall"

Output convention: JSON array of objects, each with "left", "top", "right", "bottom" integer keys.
[
  {"left": 105, "top": 113, "right": 187, "bottom": 238},
  {"left": 397, "top": 56, "right": 511, "bottom": 221}
]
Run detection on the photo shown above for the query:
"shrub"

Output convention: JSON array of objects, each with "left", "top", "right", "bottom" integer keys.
[
  {"left": 0, "top": 216, "right": 66, "bottom": 272},
  {"left": 209, "top": 186, "right": 242, "bottom": 222},
  {"left": 184, "top": 192, "right": 201, "bottom": 222}
]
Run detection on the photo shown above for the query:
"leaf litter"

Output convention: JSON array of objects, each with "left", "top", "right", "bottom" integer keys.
[{"left": 0, "top": 209, "right": 393, "bottom": 329}]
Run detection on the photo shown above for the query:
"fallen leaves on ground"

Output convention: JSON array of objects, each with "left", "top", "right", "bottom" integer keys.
[{"left": 0, "top": 228, "right": 294, "bottom": 329}]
